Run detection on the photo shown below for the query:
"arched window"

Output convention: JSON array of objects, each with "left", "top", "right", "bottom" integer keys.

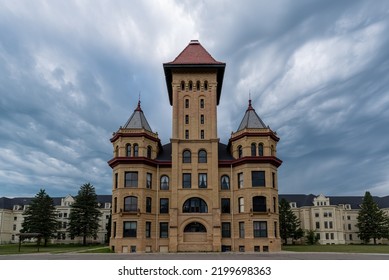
[
  {"left": 196, "top": 81, "right": 200, "bottom": 91},
  {"left": 126, "top": 144, "right": 131, "bottom": 157},
  {"left": 198, "top": 149, "right": 207, "bottom": 163},
  {"left": 160, "top": 175, "right": 169, "bottom": 190},
  {"left": 147, "top": 146, "right": 152, "bottom": 159},
  {"left": 183, "top": 197, "right": 208, "bottom": 213},
  {"left": 200, "top": 98, "right": 204, "bottom": 109},
  {"left": 189, "top": 81, "right": 193, "bottom": 91},
  {"left": 183, "top": 150, "right": 191, "bottom": 163},
  {"left": 221, "top": 175, "right": 230, "bottom": 190},
  {"left": 124, "top": 196, "right": 138, "bottom": 212},
  {"left": 184, "top": 222, "right": 207, "bottom": 232},
  {"left": 185, "top": 99, "right": 189, "bottom": 108},
  {"left": 114, "top": 145, "right": 119, "bottom": 157},
  {"left": 238, "top": 145, "right": 243, "bottom": 158},
  {"left": 204, "top": 81, "right": 208, "bottom": 90},
  {"left": 133, "top": 144, "right": 139, "bottom": 157},
  {"left": 258, "top": 143, "right": 264, "bottom": 156},
  {"left": 181, "top": 81, "right": 185, "bottom": 90},
  {"left": 252, "top": 196, "right": 267, "bottom": 212},
  {"left": 251, "top": 143, "right": 256, "bottom": 156}
]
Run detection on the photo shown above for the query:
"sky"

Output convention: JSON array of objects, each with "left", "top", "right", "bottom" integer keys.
[{"left": 1, "top": 0, "right": 389, "bottom": 198}]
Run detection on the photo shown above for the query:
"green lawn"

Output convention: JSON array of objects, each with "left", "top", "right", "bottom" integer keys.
[
  {"left": 282, "top": 244, "right": 389, "bottom": 254},
  {"left": 0, "top": 243, "right": 111, "bottom": 255}
]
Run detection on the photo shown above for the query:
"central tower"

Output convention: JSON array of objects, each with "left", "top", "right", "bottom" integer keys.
[{"left": 163, "top": 40, "right": 226, "bottom": 251}]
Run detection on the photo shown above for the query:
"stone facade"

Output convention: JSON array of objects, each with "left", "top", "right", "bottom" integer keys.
[{"left": 108, "top": 40, "right": 282, "bottom": 253}]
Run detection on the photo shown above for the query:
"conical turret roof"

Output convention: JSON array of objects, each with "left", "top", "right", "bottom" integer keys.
[
  {"left": 123, "top": 101, "right": 153, "bottom": 132},
  {"left": 237, "top": 99, "right": 267, "bottom": 131}
]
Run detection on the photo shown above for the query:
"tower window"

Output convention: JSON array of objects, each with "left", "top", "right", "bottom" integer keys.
[
  {"left": 183, "top": 150, "right": 191, "bottom": 163},
  {"left": 252, "top": 171, "right": 265, "bottom": 187},
  {"left": 123, "top": 221, "right": 137, "bottom": 237},
  {"left": 126, "top": 144, "right": 131, "bottom": 157},
  {"left": 252, "top": 196, "right": 267, "bottom": 212},
  {"left": 181, "top": 81, "right": 185, "bottom": 90},
  {"left": 196, "top": 81, "right": 200, "bottom": 90},
  {"left": 198, "top": 173, "right": 207, "bottom": 188},
  {"left": 185, "top": 129, "right": 189, "bottom": 139},
  {"left": 198, "top": 149, "right": 207, "bottom": 163},
  {"left": 189, "top": 81, "right": 193, "bottom": 91},
  {"left": 133, "top": 144, "right": 139, "bottom": 157},
  {"left": 183, "top": 173, "right": 192, "bottom": 188},
  {"left": 221, "top": 175, "right": 230, "bottom": 190},
  {"left": 124, "top": 196, "right": 138, "bottom": 212},
  {"left": 185, "top": 114, "right": 189, "bottom": 124},
  {"left": 125, "top": 172, "right": 138, "bottom": 188},
  {"left": 200, "top": 130, "right": 204, "bottom": 139},
  {"left": 185, "top": 99, "right": 189, "bottom": 108},
  {"left": 200, "top": 99, "right": 204, "bottom": 109},
  {"left": 200, "top": 114, "right": 204, "bottom": 124},
  {"left": 238, "top": 145, "right": 243, "bottom": 158},
  {"left": 258, "top": 143, "right": 264, "bottom": 156},
  {"left": 251, "top": 143, "right": 256, "bottom": 156},
  {"left": 204, "top": 81, "right": 208, "bottom": 90},
  {"left": 147, "top": 146, "right": 152, "bottom": 159}
]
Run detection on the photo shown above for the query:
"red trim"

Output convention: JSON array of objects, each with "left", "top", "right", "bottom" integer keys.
[
  {"left": 108, "top": 157, "right": 172, "bottom": 168},
  {"left": 229, "top": 131, "right": 280, "bottom": 143},
  {"left": 110, "top": 132, "right": 161, "bottom": 143},
  {"left": 219, "top": 156, "right": 282, "bottom": 168}
]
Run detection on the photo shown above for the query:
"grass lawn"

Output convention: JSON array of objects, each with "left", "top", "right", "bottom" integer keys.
[
  {"left": 0, "top": 243, "right": 111, "bottom": 255},
  {"left": 282, "top": 244, "right": 389, "bottom": 254}
]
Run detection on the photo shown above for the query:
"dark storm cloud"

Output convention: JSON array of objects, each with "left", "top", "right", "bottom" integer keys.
[{"left": 1, "top": 0, "right": 388, "bottom": 197}]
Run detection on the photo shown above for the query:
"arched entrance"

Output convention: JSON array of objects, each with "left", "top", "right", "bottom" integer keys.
[{"left": 183, "top": 222, "right": 207, "bottom": 243}]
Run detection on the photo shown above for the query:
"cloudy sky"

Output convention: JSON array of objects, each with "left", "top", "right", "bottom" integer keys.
[{"left": 1, "top": 0, "right": 389, "bottom": 198}]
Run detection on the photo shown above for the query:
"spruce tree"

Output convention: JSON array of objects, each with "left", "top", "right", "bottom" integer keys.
[
  {"left": 68, "top": 183, "right": 102, "bottom": 245},
  {"left": 356, "top": 191, "right": 389, "bottom": 244},
  {"left": 279, "top": 198, "right": 304, "bottom": 245},
  {"left": 21, "top": 189, "right": 58, "bottom": 246}
]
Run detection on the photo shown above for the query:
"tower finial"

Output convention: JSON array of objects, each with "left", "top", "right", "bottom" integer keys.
[
  {"left": 248, "top": 90, "right": 253, "bottom": 110},
  {"left": 136, "top": 92, "right": 142, "bottom": 111}
]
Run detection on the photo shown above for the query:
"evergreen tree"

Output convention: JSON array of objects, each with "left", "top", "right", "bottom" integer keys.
[
  {"left": 68, "top": 183, "right": 102, "bottom": 245},
  {"left": 279, "top": 198, "right": 304, "bottom": 245},
  {"left": 21, "top": 189, "right": 58, "bottom": 246},
  {"left": 305, "top": 229, "right": 320, "bottom": 245},
  {"left": 356, "top": 191, "right": 389, "bottom": 244}
]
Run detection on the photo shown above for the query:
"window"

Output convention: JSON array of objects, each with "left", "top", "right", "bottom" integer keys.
[
  {"left": 198, "top": 173, "right": 207, "bottom": 188},
  {"left": 221, "top": 175, "right": 230, "bottom": 190},
  {"left": 124, "top": 196, "right": 138, "bottom": 212},
  {"left": 114, "top": 173, "right": 118, "bottom": 189},
  {"left": 196, "top": 81, "right": 200, "bottom": 91},
  {"left": 146, "top": 197, "right": 152, "bottom": 213},
  {"left": 183, "top": 150, "right": 191, "bottom": 163},
  {"left": 183, "top": 173, "right": 191, "bottom": 188},
  {"left": 238, "top": 172, "right": 244, "bottom": 188},
  {"left": 253, "top": 221, "right": 267, "bottom": 237},
  {"left": 272, "top": 172, "right": 276, "bottom": 188},
  {"left": 160, "top": 198, "right": 169, "bottom": 214},
  {"left": 198, "top": 149, "right": 207, "bottom": 163},
  {"left": 185, "top": 114, "right": 189, "bottom": 124},
  {"left": 200, "top": 99, "right": 204, "bottom": 108},
  {"left": 145, "top": 222, "right": 151, "bottom": 238},
  {"left": 126, "top": 144, "right": 131, "bottom": 157},
  {"left": 251, "top": 143, "right": 256, "bottom": 156},
  {"left": 113, "top": 222, "right": 116, "bottom": 237},
  {"left": 258, "top": 143, "right": 264, "bottom": 156},
  {"left": 114, "top": 197, "right": 117, "bottom": 213},
  {"left": 147, "top": 146, "right": 152, "bottom": 159},
  {"left": 125, "top": 172, "right": 138, "bottom": 188},
  {"left": 348, "top": 224, "right": 352, "bottom": 230},
  {"left": 271, "top": 145, "right": 275, "bottom": 156},
  {"left": 146, "top": 173, "right": 152, "bottom": 189},
  {"left": 200, "top": 130, "right": 204, "bottom": 139},
  {"left": 239, "top": 222, "right": 245, "bottom": 238},
  {"left": 221, "top": 222, "right": 231, "bottom": 238},
  {"left": 185, "top": 130, "right": 189, "bottom": 139},
  {"left": 185, "top": 99, "right": 189, "bottom": 108},
  {"left": 133, "top": 144, "right": 139, "bottom": 157},
  {"left": 273, "top": 197, "right": 277, "bottom": 213},
  {"left": 238, "top": 145, "right": 243, "bottom": 158},
  {"left": 274, "top": 221, "right": 278, "bottom": 238},
  {"left": 316, "top": 222, "right": 320, "bottom": 229},
  {"left": 221, "top": 198, "right": 230, "bottom": 213},
  {"left": 160, "top": 175, "right": 169, "bottom": 190},
  {"left": 115, "top": 146, "right": 118, "bottom": 157},
  {"left": 123, "top": 221, "right": 137, "bottom": 237},
  {"left": 160, "top": 222, "right": 169, "bottom": 238},
  {"left": 252, "top": 171, "right": 265, "bottom": 187},
  {"left": 184, "top": 222, "right": 206, "bottom": 232},
  {"left": 252, "top": 196, "right": 267, "bottom": 212},
  {"left": 189, "top": 81, "right": 193, "bottom": 91},
  {"left": 204, "top": 81, "right": 208, "bottom": 90},
  {"left": 183, "top": 197, "right": 208, "bottom": 213},
  {"left": 315, "top": 213, "right": 319, "bottom": 218},
  {"left": 200, "top": 114, "right": 204, "bottom": 124},
  {"left": 181, "top": 81, "right": 185, "bottom": 90},
  {"left": 238, "top": 197, "right": 244, "bottom": 213}
]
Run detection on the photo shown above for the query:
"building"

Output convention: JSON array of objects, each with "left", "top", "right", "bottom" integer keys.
[
  {"left": 108, "top": 40, "right": 282, "bottom": 253},
  {"left": 0, "top": 195, "right": 111, "bottom": 244},
  {"left": 280, "top": 194, "right": 389, "bottom": 244}
]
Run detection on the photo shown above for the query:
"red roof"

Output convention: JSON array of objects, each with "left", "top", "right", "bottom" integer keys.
[{"left": 167, "top": 40, "right": 224, "bottom": 65}]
